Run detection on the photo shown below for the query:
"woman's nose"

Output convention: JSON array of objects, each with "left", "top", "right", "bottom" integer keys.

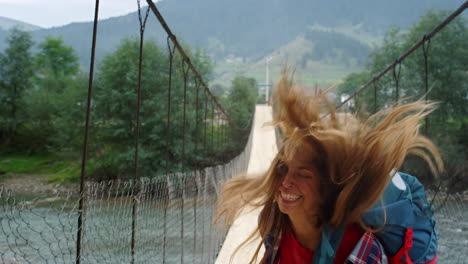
[{"left": 282, "top": 170, "right": 295, "bottom": 188}]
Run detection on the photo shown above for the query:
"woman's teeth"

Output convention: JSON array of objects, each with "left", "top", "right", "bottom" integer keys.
[{"left": 281, "top": 192, "right": 300, "bottom": 201}]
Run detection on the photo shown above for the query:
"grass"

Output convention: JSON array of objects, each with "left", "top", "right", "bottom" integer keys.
[
  {"left": 44, "top": 162, "right": 82, "bottom": 183},
  {"left": 0, "top": 154, "right": 82, "bottom": 183}
]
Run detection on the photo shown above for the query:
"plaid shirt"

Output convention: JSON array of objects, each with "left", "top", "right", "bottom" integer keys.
[
  {"left": 346, "top": 231, "right": 388, "bottom": 264},
  {"left": 263, "top": 230, "right": 388, "bottom": 264}
]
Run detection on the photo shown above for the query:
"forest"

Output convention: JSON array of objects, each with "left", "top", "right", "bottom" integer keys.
[{"left": 0, "top": 30, "right": 257, "bottom": 182}]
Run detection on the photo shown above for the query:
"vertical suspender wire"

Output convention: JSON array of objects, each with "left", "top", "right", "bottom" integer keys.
[
  {"left": 164, "top": 37, "right": 176, "bottom": 264},
  {"left": 76, "top": 1, "right": 99, "bottom": 263},
  {"left": 225, "top": 119, "right": 228, "bottom": 162},
  {"left": 220, "top": 111, "right": 224, "bottom": 162},
  {"left": 220, "top": 118, "right": 225, "bottom": 163},
  {"left": 201, "top": 88, "right": 209, "bottom": 264},
  {"left": 392, "top": 63, "right": 402, "bottom": 103},
  {"left": 131, "top": 3, "right": 150, "bottom": 263},
  {"left": 209, "top": 101, "right": 215, "bottom": 262},
  {"left": 214, "top": 106, "right": 218, "bottom": 157},
  {"left": 211, "top": 102, "right": 215, "bottom": 162},
  {"left": 216, "top": 109, "right": 222, "bottom": 257},
  {"left": 145, "top": 0, "right": 231, "bottom": 132},
  {"left": 216, "top": 106, "right": 223, "bottom": 257},
  {"left": 373, "top": 79, "right": 378, "bottom": 114},
  {"left": 181, "top": 60, "right": 190, "bottom": 264},
  {"left": 193, "top": 79, "right": 200, "bottom": 264},
  {"left": 422, "top": 36, "right": 431, "bottom": 136},
  {"left": 215, "top": 107, "right": 220, "bottom": 162},
  {"left": 203, "top": 89, "right": 209, "bottom": 163},
  {"left": 203, "top": 155, "right": 209, "bottom": 263}
]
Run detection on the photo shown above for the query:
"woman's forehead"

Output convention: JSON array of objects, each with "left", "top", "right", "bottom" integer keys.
[
  {"left": 280, "top": 145, "right": 317, "bottom": 168},
  {"left": 282, "top": 138, "right": 317, "bottom": 160}
]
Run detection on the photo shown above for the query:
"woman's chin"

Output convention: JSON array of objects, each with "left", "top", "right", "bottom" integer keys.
[{"left": 278, "top": 200, "right": 301, "bottom": 215}]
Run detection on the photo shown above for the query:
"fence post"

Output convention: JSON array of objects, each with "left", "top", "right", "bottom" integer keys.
[{"left": 76, "top": 0, "right": 100, "bottom": 263}]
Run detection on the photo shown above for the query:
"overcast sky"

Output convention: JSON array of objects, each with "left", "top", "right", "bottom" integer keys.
[{"left": 0, "top": 0, "right": 152, "bottom": 28}]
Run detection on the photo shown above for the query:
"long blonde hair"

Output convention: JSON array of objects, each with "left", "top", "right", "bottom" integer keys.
[{"left": 214, "top": 73, "right": 443, "bottom": 263}]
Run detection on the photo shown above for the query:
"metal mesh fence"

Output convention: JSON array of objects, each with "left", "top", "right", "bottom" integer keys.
[
  {"left": 0, "top": 117, "right": 254, "bottom": 264},
  {"left": 2, "top": 175, "right": 467, "bottom": 264},
  {"left": 429, "top": 191, "right": 468, "bottom": 263}
]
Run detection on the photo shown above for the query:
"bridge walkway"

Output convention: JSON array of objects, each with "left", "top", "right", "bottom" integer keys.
[{"left": 216, "top": 104, "right": 278, "bottom": 264}]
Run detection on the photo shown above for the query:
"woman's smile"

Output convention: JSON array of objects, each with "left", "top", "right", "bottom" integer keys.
[{"left": 279, "top": 191, "right": 302, "bottom": 203}]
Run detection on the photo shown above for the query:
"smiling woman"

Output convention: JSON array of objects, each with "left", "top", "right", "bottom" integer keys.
[{"left": 214, "top": 72, "right": 443, "bottom": 264}]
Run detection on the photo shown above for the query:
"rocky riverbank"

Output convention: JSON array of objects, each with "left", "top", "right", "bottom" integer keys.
[{"left": 0, "top": 173, "right": 78, "bottom": 195}]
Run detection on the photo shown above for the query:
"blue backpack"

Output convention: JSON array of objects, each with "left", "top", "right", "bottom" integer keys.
[
  {"left": 362, "top": 172, "right": 438, "bottom": 263},
  {"left": 312, "top": 172, "right": 438, "bottom": 264}
]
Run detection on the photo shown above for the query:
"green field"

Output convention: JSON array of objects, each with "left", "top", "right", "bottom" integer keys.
[{"left": 0, "top": 154, "right": 82, "bottom": 183}]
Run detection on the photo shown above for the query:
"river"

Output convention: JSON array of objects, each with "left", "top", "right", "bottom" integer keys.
[{"left": 0, "top": 194, "right": 466, "bottom": 263}]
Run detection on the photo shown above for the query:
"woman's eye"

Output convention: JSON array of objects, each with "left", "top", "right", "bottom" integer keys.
[
  {"left": 276, "top": 163, "right": 288, "bottom": 174},
  {"left": 298, "top": 171, "right": 314, "bottom": 178}
]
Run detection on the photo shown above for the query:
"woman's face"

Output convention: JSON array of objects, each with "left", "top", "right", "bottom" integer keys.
[{"left": 275, "top": 152, "right": 321, "bottom": 220}]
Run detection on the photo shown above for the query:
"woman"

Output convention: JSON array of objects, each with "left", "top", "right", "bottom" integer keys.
[{"left": 215, "top": 74, "right": 443, "bottom": 264}]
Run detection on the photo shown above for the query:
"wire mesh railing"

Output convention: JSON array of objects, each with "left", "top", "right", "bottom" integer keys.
[
  {"left": 427, "top": 191, "right": 468, "bottom": 263},
  {"left": 0, "top": 136, "right": 253, "bottom": 264}
]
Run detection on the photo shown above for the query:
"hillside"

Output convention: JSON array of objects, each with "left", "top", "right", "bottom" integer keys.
[
  {"left": 0, "top": 16, "right": 42, "bottom": 31},
  {"left": 214, "top": 28, "right": 371, "bottom": 87},
  {"left": 0, "top": 0, "right": 463, "bottom": 86}
]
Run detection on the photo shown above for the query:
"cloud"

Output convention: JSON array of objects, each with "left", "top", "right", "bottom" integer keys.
[{"left": 0, "top": 0, "right": 36, "bottom": 4}]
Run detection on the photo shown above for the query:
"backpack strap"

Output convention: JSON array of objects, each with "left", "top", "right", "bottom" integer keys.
[
  {"left": 389, "top": 228, "right": 414, "bottom": 264},
  {"left": 312, "top": 225, "right": 345, "bottom": 264}
]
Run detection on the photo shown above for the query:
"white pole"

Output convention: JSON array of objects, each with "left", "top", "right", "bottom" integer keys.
[{"left": 265, "top": 57, "right": 272, "bottom": 104}]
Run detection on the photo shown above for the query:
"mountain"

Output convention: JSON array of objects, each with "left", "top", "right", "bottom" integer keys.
[
  {"left": 0, "top": 16, "right": 42, "bottom": 31},
  {"left": 0, "top": 0, "right": 464, "bottom": 83}
]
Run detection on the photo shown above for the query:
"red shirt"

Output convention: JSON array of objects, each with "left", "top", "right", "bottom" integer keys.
[{"left": 277, "top": 225, "right": 363, "bottom": 264}]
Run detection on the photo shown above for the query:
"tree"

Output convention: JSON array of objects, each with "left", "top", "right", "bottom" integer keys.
[
  {"left": 225, "top": 75, "right": 257, "bottom": 154},
  {"left": 34, "top": 36, "right": 80, "bottom": 95},
  {"left": 35, "top": 36, "right": 79, "bottom": 79},
  {"left": 0, "top": 27, "right": 34, "bottom": 147},
  {"left": 337, "top": 10, "right": 467, "bottom": 186},
  {"left": 228, "top": 76, "right": 257, "bottom": 128},
  {"left": 93, "top": 38, "right": 215, "bottom": 179},
  {"left": 17, "top": 36, "right": 83, "bottom": 152}
]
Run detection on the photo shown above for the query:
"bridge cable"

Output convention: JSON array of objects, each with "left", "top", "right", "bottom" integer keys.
[
  {"left": 422, "top": 36, "right": 431, "bottom": 135},
  {"left": 336, "top": 1, "right": 467, "bottom": 111},
  {"left": 392, "top": 62, "right": 402, "bottom": 103},
  {"left": 130, "top": 2, "right": 150, "bottom": 263}
]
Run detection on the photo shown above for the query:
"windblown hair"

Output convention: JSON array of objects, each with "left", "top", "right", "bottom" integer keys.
[{"left": 214, "top": 73, "right": 443, "bottom": 264}]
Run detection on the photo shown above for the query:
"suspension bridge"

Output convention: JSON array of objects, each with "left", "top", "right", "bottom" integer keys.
[{"left": 1, "top": 0, "right": 467, "bottom": 263}]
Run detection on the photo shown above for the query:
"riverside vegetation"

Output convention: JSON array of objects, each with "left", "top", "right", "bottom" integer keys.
[{"left": 0, "top": 30, "right": 257, "bottom": 187}]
